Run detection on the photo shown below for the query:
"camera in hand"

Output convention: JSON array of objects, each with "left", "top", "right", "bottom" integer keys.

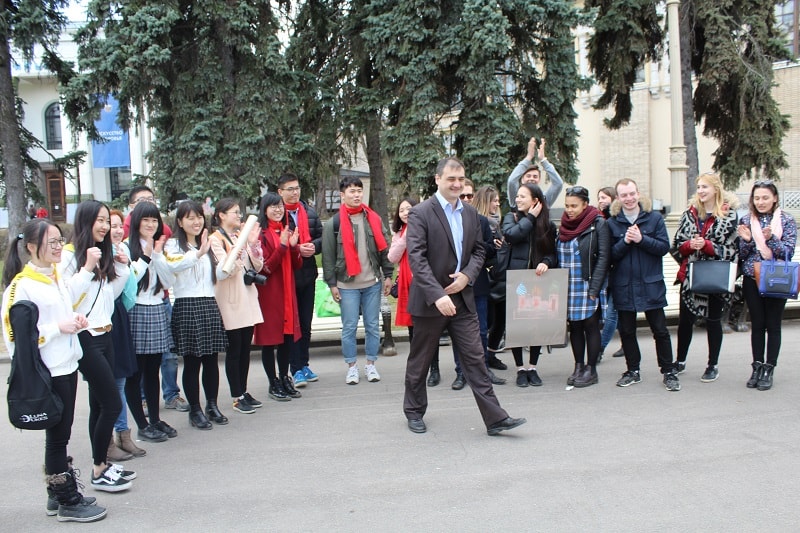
[{"left": 243, "top": 269, "right": 267, "bottom": 286}]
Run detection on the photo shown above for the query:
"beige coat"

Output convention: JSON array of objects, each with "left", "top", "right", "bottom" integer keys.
[{"left": 209, "top": 230, "right": 264, "bottom": 331}]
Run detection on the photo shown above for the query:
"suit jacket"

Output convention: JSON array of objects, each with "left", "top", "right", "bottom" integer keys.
[{"left": 406, "top": 196, "right": 486, "bottom": 317}]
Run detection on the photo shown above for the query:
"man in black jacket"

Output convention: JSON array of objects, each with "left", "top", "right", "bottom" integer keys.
[{"left": 277, "top": 173, "right": 324, "bottom": 387}]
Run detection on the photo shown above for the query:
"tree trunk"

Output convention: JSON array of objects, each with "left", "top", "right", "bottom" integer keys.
[
  {"left": 680, "top": 0, "right": 699, "bottom": 196},
  {"left": 0, "top": 37, "right": 27, "bottom": 244},
  {"left": 364, "top": 111, "right": 388, "bottom": 226}
]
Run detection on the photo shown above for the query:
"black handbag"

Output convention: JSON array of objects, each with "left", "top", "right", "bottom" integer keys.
[
  {"left": 487, "top": 240, "right": 511, "bottom": 284},
  {"left": 687, "top": 260, "right": 737, "bottom": 294},
  {"left": 6, "top": 300, "right": 64, "bottom": 430}
]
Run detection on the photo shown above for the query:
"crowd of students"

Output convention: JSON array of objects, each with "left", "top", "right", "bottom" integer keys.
[{"left": 3, "top": 144, "right": 796, "bottom": 521}]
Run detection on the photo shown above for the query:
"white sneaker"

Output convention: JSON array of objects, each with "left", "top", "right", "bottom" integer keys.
[
  {"left": 109, "top": 463, "right": 137, "bottom": 481},
  {"left": 365, "top": 364, "right": 381, "bottom": 382},
  {"left": 346, "top": 365, "right": 360, "bottom": 385},
  {"left": 91, "top": 465, "right": 131, "bottom": 492}
]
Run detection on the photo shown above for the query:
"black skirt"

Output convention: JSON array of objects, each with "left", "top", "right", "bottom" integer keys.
[{"left": 171, "top": 297, "right": 228, "bottom": 357}]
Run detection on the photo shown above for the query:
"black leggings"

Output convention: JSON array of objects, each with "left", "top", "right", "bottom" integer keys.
[
  {"left": 45, "top": 372, "right": 78, "bottom": 475},
  {"left": 511, "top": 346, "right": 542, "bottom": 367},
  {"left": 125, "top": 370, "right": 148, "bottom": 430},
  {"left": 569, "top": 308, "right": 602, "bottom": 367},
  {"left": 182, "top": 354, "right": 220, "bottom": 408},
  {"left": 677, "top": 294, "right": 723, "bottom": 366},
  {"left": 138, "top": 353, "right": 163, "bottom": 424},
  {"left": 742, "top": 276, "right": 787, "bottom": 366},
  {"left": 225, "top": 326, "right": 254, "bottom": 398},
  {"left": 261, "top": 336, "right": 293, "bottom": 382},
  {"left": 487, "top": 299, "right": 506, "bottom": 351},
  {"left": 78, "top": 331, "right": 122, "bottom": 467}
]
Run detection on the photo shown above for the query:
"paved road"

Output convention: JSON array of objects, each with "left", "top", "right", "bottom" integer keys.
[{"left": 2, "top": 322, "right": 800, "bottom": 531}]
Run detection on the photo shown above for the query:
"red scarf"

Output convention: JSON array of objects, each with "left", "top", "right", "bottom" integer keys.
[
  {"left": 559, "top": 206, "right": 601, "bottom": 241},
  {"left": 283, "top": 202, "right": 311, "bottom": 244},
  {"left": 267, "top": 220, "right": 296, "bottom": 335},
  {"left": 340, "top": 204, "right": 387, "bottom": 277},
  {"left": 395, "top": 226, "right": 413, "bottom": 327}
]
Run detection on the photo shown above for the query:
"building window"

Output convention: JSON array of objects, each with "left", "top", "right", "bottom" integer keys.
[
  {"left": 109, "top": 167, "right": 132, "bottom": 200},
  {"left": 776, "top": 0, "right": 799, "bottom": 57},
  {"left": 45, "top": 103, "right": 63, "bottom": 150}
]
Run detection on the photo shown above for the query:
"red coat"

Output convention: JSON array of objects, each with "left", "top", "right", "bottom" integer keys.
[{"left": 253, "top": 230, "right": 302, "bottom": 346}]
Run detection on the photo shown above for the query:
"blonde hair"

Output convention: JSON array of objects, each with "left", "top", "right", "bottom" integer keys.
[{"left": 691, "top": 172, "right": 726, "bottom": 219}]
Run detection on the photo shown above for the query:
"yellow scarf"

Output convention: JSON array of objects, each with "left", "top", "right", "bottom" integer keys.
[{"left": 3, "top": 264, "right": 59, "bottom": 342}]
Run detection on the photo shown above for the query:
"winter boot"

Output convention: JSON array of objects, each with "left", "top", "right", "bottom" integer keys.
[
  {"left": 47, "top": 470, "right": 106, "bottom": 523},
  {"left": 269, "top": 378, "right": 291, "bottom": 401},
  {"left": 116, "top": 429, "right": 146, "bottom": 457},
  {"left": 757, "top": 363, "right": 775, "bottom": 391},
  {"left": 746, "top": 362, "right": 763, "bottom": 389},
  {"left": 282, "top": 376, "right": 302, "bottom": 398},
  {"left": 107, "top": 436, "right": 133, "bottom": 462}
]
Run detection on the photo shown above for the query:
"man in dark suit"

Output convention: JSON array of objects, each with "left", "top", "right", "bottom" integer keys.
[{"left": 403, "top": 157, "right": 526, "bottom": 436}]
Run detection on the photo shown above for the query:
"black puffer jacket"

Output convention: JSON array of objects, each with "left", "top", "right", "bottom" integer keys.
[
  {"left": 294, "top": 201, "right": 323, "bottom": 288},
  {"left": 502, "top": 211, "right": 557, "bottom": 271}
]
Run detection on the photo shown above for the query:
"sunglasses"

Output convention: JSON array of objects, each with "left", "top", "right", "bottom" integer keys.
[
  {"left": 754, "top": 180, "right": 774, "bottom": 187},
  {"left": 459, "top": 193, "right": 474, "bottom": 200},
  {"left": 566, "top": 186, "right": 589, "bottom": 196}
]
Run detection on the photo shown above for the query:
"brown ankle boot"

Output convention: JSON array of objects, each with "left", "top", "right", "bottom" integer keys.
[
  {"left": 116, "top": 429, "right": 146, "bottom": 457},
  {"left": 108, "top": 436, "right": 134, "bottom": 462}
]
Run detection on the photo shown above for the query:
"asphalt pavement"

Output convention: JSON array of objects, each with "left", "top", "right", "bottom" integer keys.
[{"left": 2, "top": 321, "right": 800, "bottom": 532}]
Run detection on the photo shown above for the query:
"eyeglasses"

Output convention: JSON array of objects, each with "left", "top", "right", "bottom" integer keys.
[
  {"left": 133, "top": 196, "right": 156, "bottom": 204},
  {"left": 279, "top": 186, "right": 301, "bottom": 193},
  {"left": 226, "top": 210, "right": 243, "bottom": 218},
  {"left": 566, "top": 186, "right": 589, "bottom": 197},
  {"left": 267, "top": 205, "right": 285, "bottom": 210},
  {"left": 47, "top": 237, "right": 66, "bottom": 250},
  {"left": 459, "top": 193, "right": 474, "bottom": 200},
  {"left": 754, "top": 180, "right": 774, "bottom": 187}
]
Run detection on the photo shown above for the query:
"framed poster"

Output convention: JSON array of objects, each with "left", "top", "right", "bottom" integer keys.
[{"left": 505, "top": 269, "right": 568, "bottom": 348}]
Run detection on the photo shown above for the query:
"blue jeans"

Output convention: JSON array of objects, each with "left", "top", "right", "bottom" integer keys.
[
  {"left": 339, "top": 282, "right": 381, "bottom": 364},
  {"left": 454, "top": 294, "right": 488, "bottom": 374},
  {"left": 601, "top": 293, "right": 619, "bottom": 351},
  {"left": 114, "top": 377, "right": 128, "bottom": 432},
  {"left": 161, "top": 297, "right": 181, "bottom": 402}
]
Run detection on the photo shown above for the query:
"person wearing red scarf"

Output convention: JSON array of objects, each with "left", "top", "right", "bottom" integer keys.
[
  {"left": 321, "top": 176, "right": 393, "bottom": 385},
  {"left": 557, "top": 186, "right": 610, "bottom": 389},
  {"left": 277, "top": 173, "right": 323, "bottom": 388},
  {"left": 253, "top": 193, "right": 303, "bottom": 402}
]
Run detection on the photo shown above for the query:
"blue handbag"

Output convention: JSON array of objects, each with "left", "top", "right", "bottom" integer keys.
[{"left": 754, "top": 246, "right": 800, "bottom": 300}]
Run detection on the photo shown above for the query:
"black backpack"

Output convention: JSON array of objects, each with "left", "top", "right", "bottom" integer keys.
[{"left": 6, "top": 300, "right": 64, "bottom": 430}]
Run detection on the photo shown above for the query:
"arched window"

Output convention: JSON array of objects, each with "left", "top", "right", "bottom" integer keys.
[{"left": 45, "top": 102, "right": 62, "bottom": 150}]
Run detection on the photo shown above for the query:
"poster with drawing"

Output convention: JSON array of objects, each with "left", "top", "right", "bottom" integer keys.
[{"left": 505, "top": 269, "right": 568, "bottom": 348}]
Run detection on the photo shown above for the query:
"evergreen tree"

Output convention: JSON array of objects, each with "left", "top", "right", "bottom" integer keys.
[
  {"left": 585, "top": 0, "right": 789, "bottom": 189},
  {"left": 1, "top": 0, "right": 71, "bottom": 243},
  {"left": 62, "top": 0, "right": 299, "bottom": 206}
]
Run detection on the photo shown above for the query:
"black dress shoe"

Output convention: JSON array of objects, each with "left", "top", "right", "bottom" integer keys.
[
  {"left": 155, "top": 420, "right": 178, "bottom": 438},
  {"left": 451, "top": 373, "right": 466, "bottom": 390},
  {"left": 486, "top": 416, "right": 527, "bottom": 436},
  {"left": 408, "top": 419, "right": 427, "bottom": 433},
  {"left": 487, "top": 357, "right": 508, "bottom": 370},
  {"left": 205, "top": 400, "right": 229, "bottom": 425},
  {"left": 488, "top": 370, "right": 506, "bottom": 385},
  {"left": 427, "top": 368, "right": 441, "bottom": 387},
  {"left": 189, "top": 408, "right": 213, "bottom": 430}
]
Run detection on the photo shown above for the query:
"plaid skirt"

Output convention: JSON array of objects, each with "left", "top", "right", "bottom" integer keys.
[
  {"left": 171, "top": 297, "right": 228, "bottom": 357},
  {"left": 129, "top": 303, "right": 173, "bottom": 355}
]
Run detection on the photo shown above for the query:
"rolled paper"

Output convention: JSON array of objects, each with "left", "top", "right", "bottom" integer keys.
[{"left": 222, "top": 214, "right": 259, "bottom": 274}]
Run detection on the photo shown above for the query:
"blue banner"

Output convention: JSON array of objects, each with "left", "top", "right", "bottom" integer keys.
[{"left": 91, "top": 96, "right": 130, "bottom": 168}]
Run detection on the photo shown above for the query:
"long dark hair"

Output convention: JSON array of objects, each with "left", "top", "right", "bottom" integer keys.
[
  {"left": 71, "top": 200, "right": 117, "bottom": 282},
  {"left": 392, "top": 196, "right": 418, "bottom": 233},
  {"left": 519, "top": 183, "right": 555, "bottom": 256},
  {"left": 174, "top": 200, "right": 217, "bottom": 283},
  {"left": 2, "top": 219, "right": 56, "bottom": 287},
  {"left": 128, "top": 201, "right": 165, "bottom": 294}
]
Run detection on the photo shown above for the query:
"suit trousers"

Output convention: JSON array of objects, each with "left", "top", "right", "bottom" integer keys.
[{"left": 403, "top": 293, "right": 508, "bottom": 427}]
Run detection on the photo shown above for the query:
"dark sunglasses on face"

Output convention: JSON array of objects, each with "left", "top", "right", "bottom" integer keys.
[{"left": 459, "top": 193, "right": 474, "bottom": 200}]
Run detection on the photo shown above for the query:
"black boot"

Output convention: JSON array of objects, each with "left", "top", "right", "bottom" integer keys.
[
  {"left": 189, "top": 406, "right": 212, "bottom": 430},
  {"left": 746, "top": 362, "right": 762, "bottom": 389},
  {"left": 567, "top": 363, "right": 584, "bottom": 386},
  {"left": 574, "top": 365, "right": 598, "bottom": 388},
  {"left": 48, "top": 470, "right": 107, "bottom": 522},
  {"left": 757, "top": 363, "right": 775, "bottom": 391},
  {"left": 46, "top": 458, "right": 96, "bottom": 516},
  {"left": 205, "top": 400, "right": 229, "bottom": 425},
  {"left": 282, "top": 375, "right": 302, "bottom": 398},
  {"left": 269, "top": 377, "right": 291, "bottom": 401},
  {"left": 427, "top": 361, "right": 441, "bottom": 387}
]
